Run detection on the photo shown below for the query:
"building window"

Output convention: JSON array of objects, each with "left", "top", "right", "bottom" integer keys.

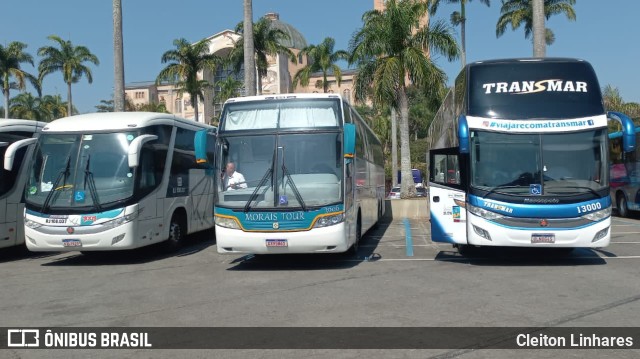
[{"left": 135, "top": 91, "right": 145, "bottom": 99}]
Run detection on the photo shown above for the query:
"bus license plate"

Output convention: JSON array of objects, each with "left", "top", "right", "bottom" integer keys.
[
  {"left": 266, "top": 239, "right": 288, "bottom": 247},
  {"left": 62, "top": 239, "right": 82, "bottom": 247},
  {"left": 531, "top": 234, "right": 555, "bottom": 244}
]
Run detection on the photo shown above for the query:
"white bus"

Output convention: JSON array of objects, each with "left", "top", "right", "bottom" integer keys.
[
  {"left": 196, "top": 94, "right": 385, "bottom": 254},
  {"left": 1, "top": 120, "right": 46, "bottom": 249},
  {"left": 427, "top": 58, "right": 636, "bottom": 255},
  {"left": 4, "top": 112, "right": 217, "bottom": 252}
]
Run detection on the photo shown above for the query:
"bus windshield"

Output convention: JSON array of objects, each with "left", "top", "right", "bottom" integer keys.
[
  {"left": 468, "top": 61, "right": 605, "bottom": 119},
  {"left": 216, "top": 132, "right": 343, "bottom": 209},
  {"left": 471, "top": 129, "right": 608, "bottom": 195},
  {"left": 221, "top": 98, "right": 341, "bottom": 131},
  {"left": 25, "top": 132, "right": 138, "bottom": 211}
]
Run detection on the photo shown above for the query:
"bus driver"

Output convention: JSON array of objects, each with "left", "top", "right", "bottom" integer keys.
[{"left": 223, "top": 162, "right": 247, "bottom": 191}]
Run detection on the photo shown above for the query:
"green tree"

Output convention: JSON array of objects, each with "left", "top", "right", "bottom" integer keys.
[
  {"left": 230, "top": 17, "right": 297, "bottom": 95},
  {"left": 243, "top": 0, "right": 256, "bottom": 96},
  {"left": 292, "top": 37, "right": 349, "bottom": 93},
  {"left": 134, "top": 101, "right": 168, "bottom": 113},
  {"left": 350, "top": 0, "right": 459, "bottom": 197},
  {"left": 40, "top": 94, "right": 70, "bottom": 121},
  {"left": 95, "top": 99, "right": 114, "bottom": 112},
  {"left": 38, "top": 35, "right": 100, "bottom": 116},
  {"left": 156, "top": 38, "right": 220, "bottom": 123},
  {"left": 0, "top": 41, "right": 39, "bottom": 119},
  {"left": 214, "top": 76, "right": 242, "bottom": 107},
  {"left": 9, "top": 92, "right": 44, "bottom": 120},
  {"left": 430, "top": 0, "right": 490, "bottom": 67},
  {"left": 496, "top": 0, "right": 576, "bottom": 50},
  {"left": 603, "top": 85, "right": 640, "bottom": 129}
]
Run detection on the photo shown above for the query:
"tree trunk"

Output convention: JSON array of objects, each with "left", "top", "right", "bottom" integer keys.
[
  {"left": 460, "top": 2, "right": 466, "bottom": 68},
  {"left": 67, "top": 82, "right": 73, "bottom": 116},
  {"left": 398, "top": 86, "right": 414, "bottom": 198},
  {"left": 113, "top": 0, "right": 125, "bottom": 112},
  {"left": 532, "top": 0, "right": 546, "bottom": 57},
  {"left": 3, "top": 88, "right": 9, "bottom": 119},
  {"left": 192, "top": 95, "right": 199, "bottom": 122},
  {"left": 391, "top": 107, "right": 398, "bottom": 186},
  {"left": 243, "top": 0, "right": 256, "bottom": 96}
]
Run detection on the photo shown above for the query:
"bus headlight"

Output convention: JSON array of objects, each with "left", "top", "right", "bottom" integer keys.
[
  {"left": 467, "top": 203, "right": 503, "bottom": 220},
  {"left": 581, "top": 207, "right": 611, "bottom": 222},
  {"left": 103, "top": 211, "right": 139, "bottom": 229},
  {"left": 216, "top": 216, "right": 241, "bottom": 230},
  {"left": 24, "top": 217, "right": 42, "bottom": 229},
  {"left": 313, "top": 213, "right": 345, "bottom": 228}
]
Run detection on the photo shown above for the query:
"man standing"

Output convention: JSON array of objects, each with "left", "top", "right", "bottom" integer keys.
[{"left": 223, "top": 162, "right": 247, "bottom": 190}]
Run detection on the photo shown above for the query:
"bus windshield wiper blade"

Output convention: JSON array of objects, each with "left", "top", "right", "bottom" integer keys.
[
  {"left": 244, "top": 150, "right": 276, "bottom": 212},
  {"left": 281, "top": 162, "right": 306, "bottom": 212},
  {"left": 484, "top": 185, "right": 527, "bottom": 197},
  {"left": 83, "top": 154, "right": 102, "bottom": 212},
  {"left": 545, "top": 186, "right": 600, "bottom": 197},
  {"left": 42, "top": 156, "right": 71, "bottom": 213}
]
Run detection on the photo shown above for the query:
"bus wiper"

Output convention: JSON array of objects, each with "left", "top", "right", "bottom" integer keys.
[
  {"left": 42, "top": 156, "right": 71, "bottom": 213},
  {"left": 545, "top": 186, "right": 600, "bottom": 197},
  {"left": 484, "top": 185, "right": 527, "bottom": 197},
  {"left": 281, "top": 162, "right": 306, "bottom": 212},
  {"left": 83, "top": 154, "right": 102, "bottom": 212},
  {"left": 244, "top": 150, "right": 276, "bottom": 212}
]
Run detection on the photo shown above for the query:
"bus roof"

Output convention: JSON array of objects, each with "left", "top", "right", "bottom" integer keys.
[
  {"left": 41, "top": 112, "right": 215, "bottom": 133},
  {"left": 0, "top": 119, "right": 47, "bottom": 133},
  {"left": 223, "top": 93, "right": 344, "bottom": 105},
  {"left": 467, "top": 57, "right": 588, "bottom": 68}
]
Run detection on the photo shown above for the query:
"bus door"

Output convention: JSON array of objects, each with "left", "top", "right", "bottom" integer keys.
[{"left": 429, "top": 148, "right": 467, "bottom": 244}]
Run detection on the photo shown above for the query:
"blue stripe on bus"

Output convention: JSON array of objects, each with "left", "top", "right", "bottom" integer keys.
[
  {"left": 404, "top": 218, "right": 414, "bottom": 256},
  {"left": 215, "top": 204, "right": 345, "bottom": 231},
  {"left": 468, "top": 195, "right": 611, "bottom": 218},
  {"left": 429, "top": 212, "right": 456, "bottom": 244}
]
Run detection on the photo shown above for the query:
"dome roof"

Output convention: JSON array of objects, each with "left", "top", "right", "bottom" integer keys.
[{"left": 264, "top": 13, "right": 308, "bottom": 50}]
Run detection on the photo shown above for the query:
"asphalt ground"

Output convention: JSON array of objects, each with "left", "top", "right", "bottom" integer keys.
[{"left": 1, "top": 203, "right": 640, "bottom": 358}]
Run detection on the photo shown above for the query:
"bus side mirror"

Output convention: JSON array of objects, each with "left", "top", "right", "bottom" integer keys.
[
  {"left": 194, "top": 129, "right": 209, "bottom": 164},
  {"left": 3, "top": 138, "right": 36, "bottom": 171},
  {"left": 458, "top": 115, "right": 469, "bottom": 154},
  {"left": 344, "top": 123, "right": 356, "bottom": 162},
  {"left": 127, "top": 135, "right": 158, "bottom": 167},
  {"left": 608, "top": 111, "right": 636, "bottom": 152}
]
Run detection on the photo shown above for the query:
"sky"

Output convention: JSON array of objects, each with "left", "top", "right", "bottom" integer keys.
[{"left": 3, "top": 0, "right": 639, "bottom": 114}]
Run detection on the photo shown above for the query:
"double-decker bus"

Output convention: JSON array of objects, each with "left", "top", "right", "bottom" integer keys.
[
  {"left": 196, "top": 93, "right": 385, "bottom": 254},
  {"left": 610, "top": 125, "right": 640, "bottom": 217},
  {"left": 4, "top": 112, "right": 217, "bottom": 252},
  {"left": 1, "top": 120, "right": 45, "bottom": 249},
  {"left": 426, "top": 58, "right": 636, "bottom": 254}
]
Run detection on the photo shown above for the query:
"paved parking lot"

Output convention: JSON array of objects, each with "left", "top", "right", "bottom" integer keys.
[{"left": 2, "top": 204, "right": 640, "bottom": 358}]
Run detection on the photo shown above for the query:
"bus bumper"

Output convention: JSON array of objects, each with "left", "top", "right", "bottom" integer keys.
[
  {"left": 24, "top": 221, "right": 139, "bottom": 251},
  {"left": 216, "top": 222, "right": 349, "bottom": 254},
  {"left": 466, "top": 214, "right": 611, "bottom": 248}
]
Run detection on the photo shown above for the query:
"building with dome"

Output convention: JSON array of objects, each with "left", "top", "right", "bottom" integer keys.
[{"left": 125, "top": 12, "right": 357, "bottom": 124}]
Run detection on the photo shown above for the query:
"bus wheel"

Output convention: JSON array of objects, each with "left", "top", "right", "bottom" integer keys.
[
  {"left": 349, "top": 215, "right": 362, "bottom": 256},
  {"left": 456, "top": 244, "right": 472, "bottom": 256},
  {"left": 163, "top": 215, "right": 185, "bottom": 252},
  {"left": 617, "top": 193, "right": 629, "bottom": 218}
]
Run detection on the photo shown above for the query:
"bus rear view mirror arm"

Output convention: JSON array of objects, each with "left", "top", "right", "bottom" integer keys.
[
  {"left": 127, "top": 135, "right": 158, "bottom": 167},
  {"left": 608, "top": 111, "right": 636, "bottom": 152},
  {"left": 4, "top": 138, "right": 37, "bottom": 171}
]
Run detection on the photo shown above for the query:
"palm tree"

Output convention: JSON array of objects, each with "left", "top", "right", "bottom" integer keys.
[
  {"left": 134, "top": 101, "right": 168, "bottom": 113},
  {"left": 603, "top": 85, "right": 640, "bottom": 127},
  {"left": 9, "top": 92, "right": 44, "bottom": 120},
  {"left": 350, "top": 0, "right": 459, "bottom": 197},
  {"left": 532, "top": 0, "right": 545, "bottom": 57},
  {"left": 113, "top": 0, "right": 125, "bottom": 111},
  {"left": 95, "top": 98, "right": 114, "bottom": 112},
  {"left": 156, "top": 38, "right": 220, "bottom": 123},
  {"left": 38, "top": 35, "right": 100, "bottom": 116},
  {"left": 496, "top": 0, "right": 576, "bottom": 52},
  {"left": 231, "top": 17, "right": 297, "bottom": 95},
  {"left": 243, "top": 0, "right": 256, "bottom": 96},
  {"left": 215, "top": 76, "right": 242, "bottom": 104},
  {"left": 430, "top": 0, "right": 490, "bottom": 67},
  {"left": 292, "top": 37, "right": 349, "bottom": 93},
  {"left": 40, "top": 94, "right": 69, "bottom": 121},
  {"left": 0, "top": 41, "right": 39, "bottom": 119}
]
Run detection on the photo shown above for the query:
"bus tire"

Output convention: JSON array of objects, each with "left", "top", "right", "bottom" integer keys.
[
  {"left": 617, "top": 193, "right": 629, "bottom": 218},
  {"left": 163, "top": 213, "right": 185, "bottom": 252},
  {"left": 456, "top": 244, "right": 472, "bottom": 256},
  {"left": 348, "top": 213, "right": 362, "bottom": 256}
]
